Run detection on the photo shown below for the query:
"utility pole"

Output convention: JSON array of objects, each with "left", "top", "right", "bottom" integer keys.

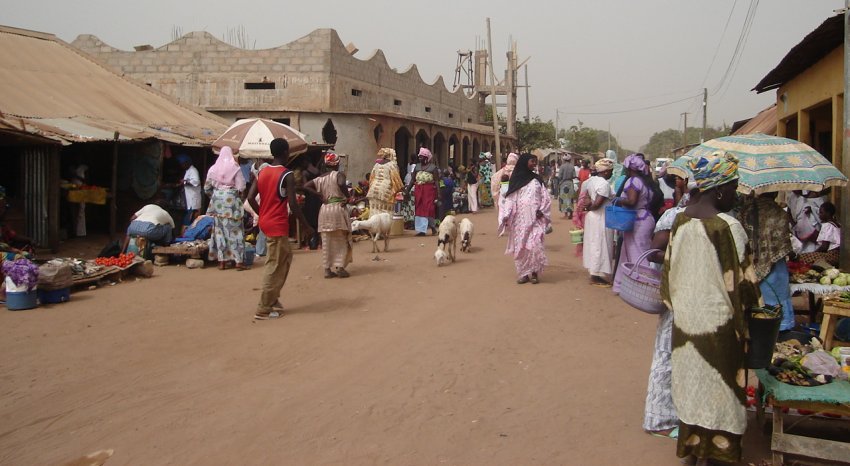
[
  {"left": 701, "top": 88, "right": 708, "bottom": 143},
  {"left": 608, "top": 121, "right": 611, "bottom": 151},
  {"left": 555, "top": 109, "right": 559, "bottom": 142},
  {"left": 842, "top": 0, "right": 850, "bottom": 269},
  {"left": 486, "top": 18, "right": 502, "bottom": 168},
  {"left": 681, "top": 112, "right": 689, "bottom": 148},
  {"left": 524, "top": 64, "right": 531, "bottom": 123}
]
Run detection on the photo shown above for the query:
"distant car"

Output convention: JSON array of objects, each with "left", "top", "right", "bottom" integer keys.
[{"left": 654, "top": 158, "right": 673, "bottom": 175}]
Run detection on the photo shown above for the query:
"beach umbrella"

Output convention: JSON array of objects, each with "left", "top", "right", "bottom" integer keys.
[
  {"left": 672, "top": 134, "right": 847, "bottom": 195},
  {"left": 212, "top": 118, "right": 308, "bottom": 159}
]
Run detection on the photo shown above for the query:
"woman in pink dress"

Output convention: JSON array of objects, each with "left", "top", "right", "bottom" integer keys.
[{"left": 498, "top": 153, "right": 552, "bottom": 284}]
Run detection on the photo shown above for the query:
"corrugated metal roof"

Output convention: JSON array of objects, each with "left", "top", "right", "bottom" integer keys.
[
  {"left": 0, "top": 25, "right": 227, "bottom": 145},
  {"left": 731, "top": 104, "right": 777, "bottom": 136},
  {"left": 753, "top": 15, "right": 843, "bottom": 94}
]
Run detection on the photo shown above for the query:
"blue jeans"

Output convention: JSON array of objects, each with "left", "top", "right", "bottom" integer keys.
[{"left": 760, "top": 259, "right": 796, "bottom": 331}]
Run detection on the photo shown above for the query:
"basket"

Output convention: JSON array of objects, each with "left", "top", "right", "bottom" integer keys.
[
  {"left": 605, "top": 200, "right": 636, "bottom": 232},
  {"left": 6, "top": 290, "right": 38, "bottom": 311},
  {"left": 745, "top": 306, "right": 782, "bottom": 369},
  {"left": 569, "top": 229, "right": 584, "bottom": 244},
  {"left": 243, "top": 244, "right": 256, "bottom": 267},
  {"left": 617, "top": 249, "right": 665, "bottom": 314}
]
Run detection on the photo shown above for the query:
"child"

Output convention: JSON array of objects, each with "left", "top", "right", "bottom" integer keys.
[{"left": 816, "top": 202, "right": 841, "bottom": 252}]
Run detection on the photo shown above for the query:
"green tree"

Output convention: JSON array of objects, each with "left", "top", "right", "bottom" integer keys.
[
  {"left": 565, "top": 121, "right": 600, "bottom": 154},
  {"left": 641, "top": 125, "right": 730, "bottom": 159},
  {"left": 516, "top": 117, "right": 557, "bottom": 151}
]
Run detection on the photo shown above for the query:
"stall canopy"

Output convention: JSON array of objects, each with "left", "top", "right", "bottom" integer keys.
[{"left": 0, "top": 25, "right": 227, "bottom": 145}]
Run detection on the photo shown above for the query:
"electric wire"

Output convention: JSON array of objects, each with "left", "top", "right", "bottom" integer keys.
[
  {"left": 700, "top": 0, "right": 739, "bottom": 89},
  {"left": 557, "top": 93, "right": 702, "bottom": 115}
]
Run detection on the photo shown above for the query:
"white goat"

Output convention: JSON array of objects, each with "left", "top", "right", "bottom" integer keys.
[
  {"left": 434, "top": 215, "right": 458, "bottom": 266},
  {"left": 459, "top": 218, "right": 474, "bottom": 253},
  {"left": 351, "top": 212, "right": 392, "bottom": 253}
]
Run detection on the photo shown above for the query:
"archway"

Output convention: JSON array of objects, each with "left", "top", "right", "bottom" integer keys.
[
  {"left": 448, "top": 134, "right": 459, "bottom": 168},
  {"left": 373, "top": 124, "right": 384, "bottom": 145},
  {"left": 415, "top": 129, "right": 430, "bottom": 154},
  {"left": 472, "top": 138, "right": 480, "bottom": 163},
  {"left": 433, "top": 132, "right": 447, "bottom": 168},
  {"left": 462, "top": 136, "right": 470, "bottom": 167},
  {"left": 394, "top": 126, "right": 413, "bottom": 178},
  {"left": 482, "top": 140, "right": 490, "bottom": 153}
]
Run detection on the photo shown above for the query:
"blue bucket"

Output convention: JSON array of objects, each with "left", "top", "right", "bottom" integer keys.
[
  {"left": 244, "top": 244, "right": 256, "bottom": 267},
  {"left": 38, "top": 288, "right": 71, "bottom": 304},
  {"left": 605, "top": 204, "right": 637, "bottom": 231},
  {"left": 6, "top": 290, "right": 38, "bottom": 311}
]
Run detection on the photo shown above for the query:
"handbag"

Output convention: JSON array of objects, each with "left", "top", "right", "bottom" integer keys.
[{"left": 605, "top": 198, "right": 637, "bottom": 232}]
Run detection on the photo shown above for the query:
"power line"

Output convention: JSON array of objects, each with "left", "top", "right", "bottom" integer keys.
[
  {"left": 557, "top": 93, "right": 702, "bottom": 115},
  {"left": 711, "top": 0, "right": 759, "bottom": 97},
  {"left": 700, "top": 0, "right": 739, "bottom": 89},
  {"left": 716, "top": 0, "right": 760, "bottom": 101},
  {"left": 563, "top": 89, "right": 703, "bottom": 109}
]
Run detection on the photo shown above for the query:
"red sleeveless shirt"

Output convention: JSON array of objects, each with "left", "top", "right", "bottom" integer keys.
[{"left": 257, "top": 165, "right": 290, "bottom": 237}]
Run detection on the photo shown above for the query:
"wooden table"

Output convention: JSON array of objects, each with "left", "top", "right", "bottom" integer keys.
[
  {"left": 820, "top": 302, "right": 850, "bottom": 351},
  {"left": 755, "top": 370, "right": 850, "bottom": 465}
]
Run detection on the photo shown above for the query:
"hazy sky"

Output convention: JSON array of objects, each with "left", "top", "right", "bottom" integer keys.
[{"left": 4, "top": 0, "right": 843, "bottom": 151}]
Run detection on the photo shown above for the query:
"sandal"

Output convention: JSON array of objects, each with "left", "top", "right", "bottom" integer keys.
[
  {"left": 648, "top": 426, "right": 679, "bottom": 439},
  {"left": 254, "top": 311, "right": 281, "bottom": 320},
  {"left": 530, "top": 273, "right": 539, "bottom": 284},
  {"left": 336, "top": 268, "right": 350, "bottom": 278},
  {"left": 324, "top": 269, "right": 337, "bottom": 279},
  {"left": 517, "top": 276, "right": 530, "bottom": 284},
  {"left": 234, "top": 263, "right": 246, "bottom": 271}
]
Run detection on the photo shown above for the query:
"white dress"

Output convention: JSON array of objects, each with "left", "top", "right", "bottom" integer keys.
[{"left": 582, "top": 176, "right": 614, "bottom": 277}]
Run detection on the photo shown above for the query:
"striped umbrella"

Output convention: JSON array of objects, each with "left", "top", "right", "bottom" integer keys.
[
  {"left": 670, "top": 134, "right": 847, "bottom": 195},
  {"left": 212, "top": 118, "right": 308, "bottom": 159}
]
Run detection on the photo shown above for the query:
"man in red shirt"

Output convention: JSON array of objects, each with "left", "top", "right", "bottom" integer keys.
[{"left": 246, "top": 138, "right": 314, "bottom": 320}]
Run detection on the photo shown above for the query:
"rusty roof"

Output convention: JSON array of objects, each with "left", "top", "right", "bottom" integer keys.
[
  {"left": 0, "top": 25, "right": 227, "bottom": 145},
  {"left": 753, "top": 14, "right": 843, "bottom": 94},
  {"left": 731, "top": 104, "right": 777, "bottom": 135}
]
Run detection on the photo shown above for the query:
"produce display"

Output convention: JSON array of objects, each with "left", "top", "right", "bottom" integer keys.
[
  {"left": 1, "top": 258, "right": 39, "bottom": 291},
  {"left": 788, "top": 261, "right": 849, "bottom": 286},
  {"left": 768, "top": 338, "right": 848, "bottom": 386},
  {"left": 94, "top": 252, "right": 135, "bottom": 268}
]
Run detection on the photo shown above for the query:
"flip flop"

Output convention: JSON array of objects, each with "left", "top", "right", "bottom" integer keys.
[
  {"left": 591, "top": 281, "right": 612, "bottom": 288},
  {"left": 648, "top": 427, "right": 679, "bottom": 439}
]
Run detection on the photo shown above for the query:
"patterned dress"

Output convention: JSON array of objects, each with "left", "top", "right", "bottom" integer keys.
[
  {"left": 478, "top": 161, "right": 494, "bottom": 207},
  {"left": 315, "top": 171, "right": 352, "bottom": 271},
  {"left": 205, "top": 184, "right": 245, "bottom": 263},
  {"left": 498, "top": 179, "right": 551, "bottom": 279},
  {"left": 367, "top": 160, "right": 403, "bottom": 215},
  {"left": 661, "top": 213, "right": 760, "bottom": 463}
]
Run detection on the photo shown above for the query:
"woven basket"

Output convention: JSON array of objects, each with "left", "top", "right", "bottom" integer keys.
[
  {"left": 569, "top": 229, "right": 584, "bottom": 244},
  {"left": 605, "top": 199, "right": 636, "bottom": 232},
  {"left": 618, "top": 249, "right": 666, "bottom": 314}
]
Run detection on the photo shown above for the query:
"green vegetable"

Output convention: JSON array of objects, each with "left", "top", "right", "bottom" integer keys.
[
  {"left": 820, "top": 276, "right": 832, "bottom": 285},
  {"left": 834, "top": 276, "right": 848, "bottom": 287}
]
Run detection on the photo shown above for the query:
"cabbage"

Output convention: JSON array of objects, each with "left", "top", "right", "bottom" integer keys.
[
  {"left": 820, "top": 276, "right": 833, "bottom": 285},
  {"left": 826, "top": 269, "right": 841, "bottom": 280},
  {"left": 833, "top": 276, "right": 848, "bottom": 287}
]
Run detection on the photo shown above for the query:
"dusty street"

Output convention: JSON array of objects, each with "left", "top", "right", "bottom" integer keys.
[{"left": 0, "top": 207, "right": 773, "bottom": 465}]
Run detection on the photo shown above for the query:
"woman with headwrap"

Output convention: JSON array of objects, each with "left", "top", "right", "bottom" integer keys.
[
  {"left": 477, "top": 152, "right": 494, "bottom": 207},
  {"left": 367, "top": 148, "right": 404, "bottom": 215},
  {"left": 612, "top": 153, "right": 658, "bottom": 293},
  {"left": 498, "top": 153, "right": 551, "bottom": 284},
  {"left": 491, "top": 152, "right": 519, "bottom": 211},
  {"left": 582, "top": 159, "right": 616, "bottom": 286},
  {"left": 557, "top": 155, "right": 576, "bottom": 218},
  {"left": 465, "top": 159, "right": 480, "bottom": 213},
  {"left": 405, "top": 147, "right": 440, "bottom": 236},
  {"left": 304, "top": 153, "right": 352, "bottom": 278},
  {"left": 661, "top": 151, "right": 760, "bottom": 465},
  {"left": 204, "top": 146, "right": 247, "bottom": 270}
]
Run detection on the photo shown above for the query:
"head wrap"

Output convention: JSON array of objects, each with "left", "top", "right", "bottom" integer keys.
[
  {"left": 506, "top": 152, "right": 519, "bottom": 166},
  {"left": 623, "top": 153, "right": 647, "bottom": 173},
  {"left": 418, "top": 147, "right": 433, "bottom": 163},
  {"left": 207, "top": 146, "right": 246, "bottom": 191},
  {"left": 324, "top": 152, "right": 341, "bottom": 167},
  {"left": 176, "top": 154, "right": 192, "bottom": 166},
  {"left": 377, "top": 147, "right": 396, "bottom": 161},
  {"left": 563, "top": 154, "right": 572, "bottom": 162},
  {"left": 505, "top": 153, "right": 542, "bottom": 197},
  {"left": 689, "top": 151, "right": 739, "bottom": 192},
  {"left": 479, "top": 152, "right": 491, "bottom": 160},
  {"left": 594, "top": 158, "right": 614, "bottom": 171}
]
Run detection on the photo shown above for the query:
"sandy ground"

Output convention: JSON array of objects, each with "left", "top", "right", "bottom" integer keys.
[{"left": 0, "top": 206, "right": 781, "bottom": 465}]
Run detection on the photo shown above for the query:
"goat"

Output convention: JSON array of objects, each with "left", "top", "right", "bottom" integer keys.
[
  {"left": 459, "top": 218, "right": 474, "bottom": 252},
  {"left": 434, "top": 215, "right": 458, "bottom": 266},
  {"left": 351, "top": 212, "right": 392, "bottom": 253}
]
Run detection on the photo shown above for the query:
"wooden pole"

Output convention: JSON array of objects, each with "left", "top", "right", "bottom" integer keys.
[
  {"left": 110, "top": 132, "right": 119, "bottom": 238},
  {"left": 486, "top": 18, "right": 502, "bottom": 169},
  {"left": 841, "top": 0, "right": 850, "bottom": 269}
]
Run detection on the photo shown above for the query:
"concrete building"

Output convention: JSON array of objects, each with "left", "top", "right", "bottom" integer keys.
[{"left": 73, "top": 29, "right": 517, "bottom": 179}]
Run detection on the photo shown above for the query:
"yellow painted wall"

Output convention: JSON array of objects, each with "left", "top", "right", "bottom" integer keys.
[{"left": 776, "top": 46, "right": 844, "bottom": 119}]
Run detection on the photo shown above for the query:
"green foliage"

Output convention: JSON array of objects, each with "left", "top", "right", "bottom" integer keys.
[
  {"left": 641, "top": 125, "right": 730, "bottom": 159},
  {"left": 565, "top": 121, "right": 600, "bottom": 154},
  {"left": 516, "top": 117, "right": 557, "bottom": 151}
]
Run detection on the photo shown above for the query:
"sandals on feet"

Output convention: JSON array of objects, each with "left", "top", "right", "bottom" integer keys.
[
  {"left": 517, "top": 276, "right": 530, "bottom": 284},
  {"left": 324, "top": 269, "right": 338, "bottom": 279},
  {"left": 648, "top": 427, "right": 679, "bottom": 439},
  {"left": 336, "top": 268, "right": 350, "bottom": 278},
  {"left": 254, "top": 311, "right": 281, "bottom": 320}
]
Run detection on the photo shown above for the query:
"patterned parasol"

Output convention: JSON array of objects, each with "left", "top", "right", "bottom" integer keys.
[
  {"left": 212, "top": 118, "right": 308, "bottom": 159},
  {"left": 669, "top": 134, "right": 847, "bottom": 195}
]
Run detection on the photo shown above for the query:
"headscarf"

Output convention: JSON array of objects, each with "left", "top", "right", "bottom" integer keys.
[
  {"left": 418, "top": 147, "right": 433, "bottom": 163},
  {"left": 377, "top": 147, "right": 396, "bottom": 161},
  {"left": 206, "top": 146, "right": 246, "bottom": 191},
  {"left": 623, "top": 153, "right": 647, "bottom": 173},
  {"left": 562, "top": 154, "right": 572, "bottom": 162},
  {"left": 479, "top": 152, "right": 491, "bottom": 160},
  {"left": 689, "top": 151, "right": 739, "bottom": 192},
  {"left": 491, "top": 153, "right": 520, "bottom": 197},
  {"left": 594, "top": 158, "right": 614, "bottom": 172},
  {"left": 176, "top": 154, "right": 192, "bottom": 166},
  {"left": 507, "top": 152, "right": 519, "bottom": 166},
  {"left": 324, "top": 152, "right": 341, "bottom": 167},
  {"left": 505, "top": 153, "right": 542, "bottom": 197}
]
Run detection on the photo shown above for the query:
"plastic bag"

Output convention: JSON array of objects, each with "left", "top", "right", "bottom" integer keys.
[{"left": 801, "top": 350, "right": 846, "bottom": 380}]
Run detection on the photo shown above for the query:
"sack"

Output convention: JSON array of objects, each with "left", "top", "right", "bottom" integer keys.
[
  {"left": 97, "top": 240, "right": 122, "bottom": 258},
  {"left": 171, "top": 187, "right": 186, "bottom": 210},
  {"left": 37, "top": 264, "right": 73, "bottom": 290}
]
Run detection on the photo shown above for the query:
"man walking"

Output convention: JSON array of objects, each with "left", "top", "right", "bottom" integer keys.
[{"left": 246, "top": 138, "right": 314, "bottom": 320}]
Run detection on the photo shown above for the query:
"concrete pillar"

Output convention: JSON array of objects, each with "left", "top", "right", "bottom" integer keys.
[{"left": 797, "top": 110, "right": 811, "bottom": 145}]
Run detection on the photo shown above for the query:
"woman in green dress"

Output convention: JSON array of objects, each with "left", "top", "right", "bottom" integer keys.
[{"left": 661, "top": 152, "right": 761, "bottom": 465}]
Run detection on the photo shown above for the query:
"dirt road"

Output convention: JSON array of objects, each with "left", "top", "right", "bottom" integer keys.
[{"left": 0, "top": 207, "right": 771, "bottom": 465}]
